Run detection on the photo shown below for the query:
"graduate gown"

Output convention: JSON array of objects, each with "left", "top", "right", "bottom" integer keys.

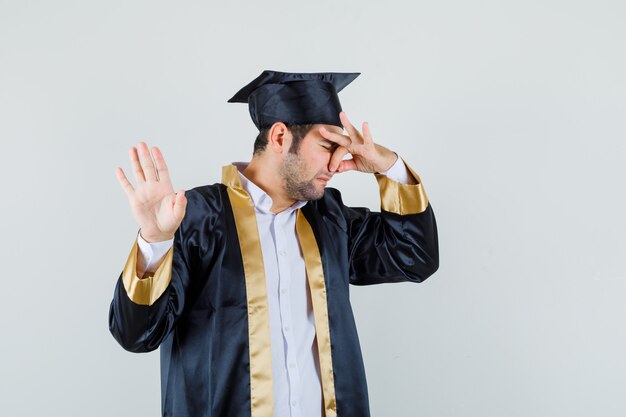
[{"left": 109, "top": 161, "right": 439, "bottom": 417}]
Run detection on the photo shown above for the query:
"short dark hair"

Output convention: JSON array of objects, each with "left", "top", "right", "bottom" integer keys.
[{"left": 253, "top": 123, "right": 316, "bottom": 156}]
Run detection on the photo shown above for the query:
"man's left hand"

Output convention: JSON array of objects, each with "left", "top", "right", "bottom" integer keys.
[{"left": 319, "top": 112, "right": 398, "bottom": 174}]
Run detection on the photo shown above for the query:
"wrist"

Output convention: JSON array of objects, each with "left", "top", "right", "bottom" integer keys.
[
  {"left": 139, "top": 229, "right": 175, "bottom": 243},
  {"left": 374, "top": 146, "right": 398, "bottom": 172}
]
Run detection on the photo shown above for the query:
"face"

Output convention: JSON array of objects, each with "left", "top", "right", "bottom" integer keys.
[{"left": 279, "top": 124, "right": 342, "bottom": 201}]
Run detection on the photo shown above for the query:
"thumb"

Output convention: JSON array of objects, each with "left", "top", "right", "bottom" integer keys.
[
  {"left": 337, "top": 158, "right": 357, "bottom": 173},
  {"left": 173, "top": 189, "right": 187, "bottom": 221}
]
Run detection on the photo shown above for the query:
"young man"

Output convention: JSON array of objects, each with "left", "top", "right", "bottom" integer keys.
[{"left": 109, "top": 70, "right": 439, "bottom": 417}]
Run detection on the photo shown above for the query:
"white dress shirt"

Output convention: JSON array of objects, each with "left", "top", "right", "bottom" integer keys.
[{"left": 135, "top": 157, "right": 412, "bottom": 417}]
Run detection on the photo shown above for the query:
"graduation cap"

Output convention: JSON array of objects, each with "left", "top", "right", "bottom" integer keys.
[{"left": 228, "top": 70, "right": 360, "bottom": 130}]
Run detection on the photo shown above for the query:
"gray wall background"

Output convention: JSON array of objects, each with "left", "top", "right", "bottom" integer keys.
[{"left": 1, "top": 0, "right": 625, "bottom": 416}]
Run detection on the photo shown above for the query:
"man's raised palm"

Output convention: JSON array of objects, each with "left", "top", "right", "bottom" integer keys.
[{"left": 115, "top": 142, "right": 187, "bottom": 242}]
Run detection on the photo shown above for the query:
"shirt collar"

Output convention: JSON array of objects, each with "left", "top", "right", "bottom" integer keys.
[{"left": 228, "top": 162, "right": 307, "bottom": 215}]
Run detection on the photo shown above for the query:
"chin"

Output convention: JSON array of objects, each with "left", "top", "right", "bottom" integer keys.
[
  {"left": 294, "top": 188, "right": 325, "bottom": 202},
  {"left": 286, "top": 179, "right": 327, "bottom": 202}
]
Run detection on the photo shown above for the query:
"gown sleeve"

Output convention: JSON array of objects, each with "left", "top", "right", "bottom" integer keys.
[
  {"left": 338, "top": 158, "right": 439, "bottom": 285},
  {"left": 108, "top": 189, "right": 206, "bottom": 352}
]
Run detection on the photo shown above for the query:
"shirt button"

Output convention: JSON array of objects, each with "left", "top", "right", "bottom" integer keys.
[
  {"left": 289, "top": 362, "right": 295, "bottom": 368},
  {"left": 292, "top": 400, "right": 297, "bottom": 407},
  {"left": 279, "top": 250, "right": 286, "bottom": 256},
  {"left": 284, "top": 326, "right": 290, "bottom": 332},
  {"left": 281, "top": 288, "right": 288, "bottom": 294}
]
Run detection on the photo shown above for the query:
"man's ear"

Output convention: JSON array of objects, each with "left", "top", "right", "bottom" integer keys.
[{"left": 267, "top": 122, "right": 291, "bottom": 154}]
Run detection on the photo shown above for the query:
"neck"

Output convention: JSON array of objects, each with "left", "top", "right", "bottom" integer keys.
[{"left": 242, "top": 157, "right": 296, "bottom": 214}]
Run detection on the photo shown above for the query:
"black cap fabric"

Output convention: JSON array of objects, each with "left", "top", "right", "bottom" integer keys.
[{"left": 228, "top": 70, "right": 360, "bottom": 130}]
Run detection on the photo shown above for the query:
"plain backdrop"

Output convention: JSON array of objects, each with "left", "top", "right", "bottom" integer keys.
[{"left": 1, "top": 0, "right": 625, "bottom": 416}]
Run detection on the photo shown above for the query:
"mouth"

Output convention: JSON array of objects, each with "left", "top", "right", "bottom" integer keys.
[{"left": 317, "top": 176, "right": 332, "bottom": 184}]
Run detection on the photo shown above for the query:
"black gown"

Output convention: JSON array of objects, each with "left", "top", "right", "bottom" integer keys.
[{"left": 109, "top": 161, "right": 439, "bottom": 417}]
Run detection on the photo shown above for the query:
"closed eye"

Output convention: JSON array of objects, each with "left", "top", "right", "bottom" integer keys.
[{"left": 320, "top": 141, "right": 339, "bottom": 152}]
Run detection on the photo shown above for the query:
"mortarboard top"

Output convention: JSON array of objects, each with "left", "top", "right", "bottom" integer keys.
[{"left": 228, "top": 70, "right": 360, "bottom": 130}]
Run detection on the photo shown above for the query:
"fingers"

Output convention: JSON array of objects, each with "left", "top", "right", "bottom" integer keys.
[
  {"left": 129, "top": 142, "right": 169, "bottom": 185},
  {"left": 319, "top": 127, "right": 352, "bottom": 148},
  {"left": 137, "top": 142, "right": 158, "bottom": 181},
  {"left": 339, "top": 112, "right": 364, "bottom": 145},
  {"left": 129, "top": 147, "right": 146, "bottom": 183},
  {"left": 115, "top": 167, "right": 135, "bottom": 198},
  {"left": 151, "top": 146, "right": 171, "bottom": 183},
  {"left": 361, "top": 121, "right": 374, "bottom": 144},
  {"left": 329, "top": 146, "right": 350, "bottom": 173}
]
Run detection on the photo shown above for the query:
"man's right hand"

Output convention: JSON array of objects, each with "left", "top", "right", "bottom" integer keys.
[{"left": 115, "top": 142, "right": 187, "bottom": 242}]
